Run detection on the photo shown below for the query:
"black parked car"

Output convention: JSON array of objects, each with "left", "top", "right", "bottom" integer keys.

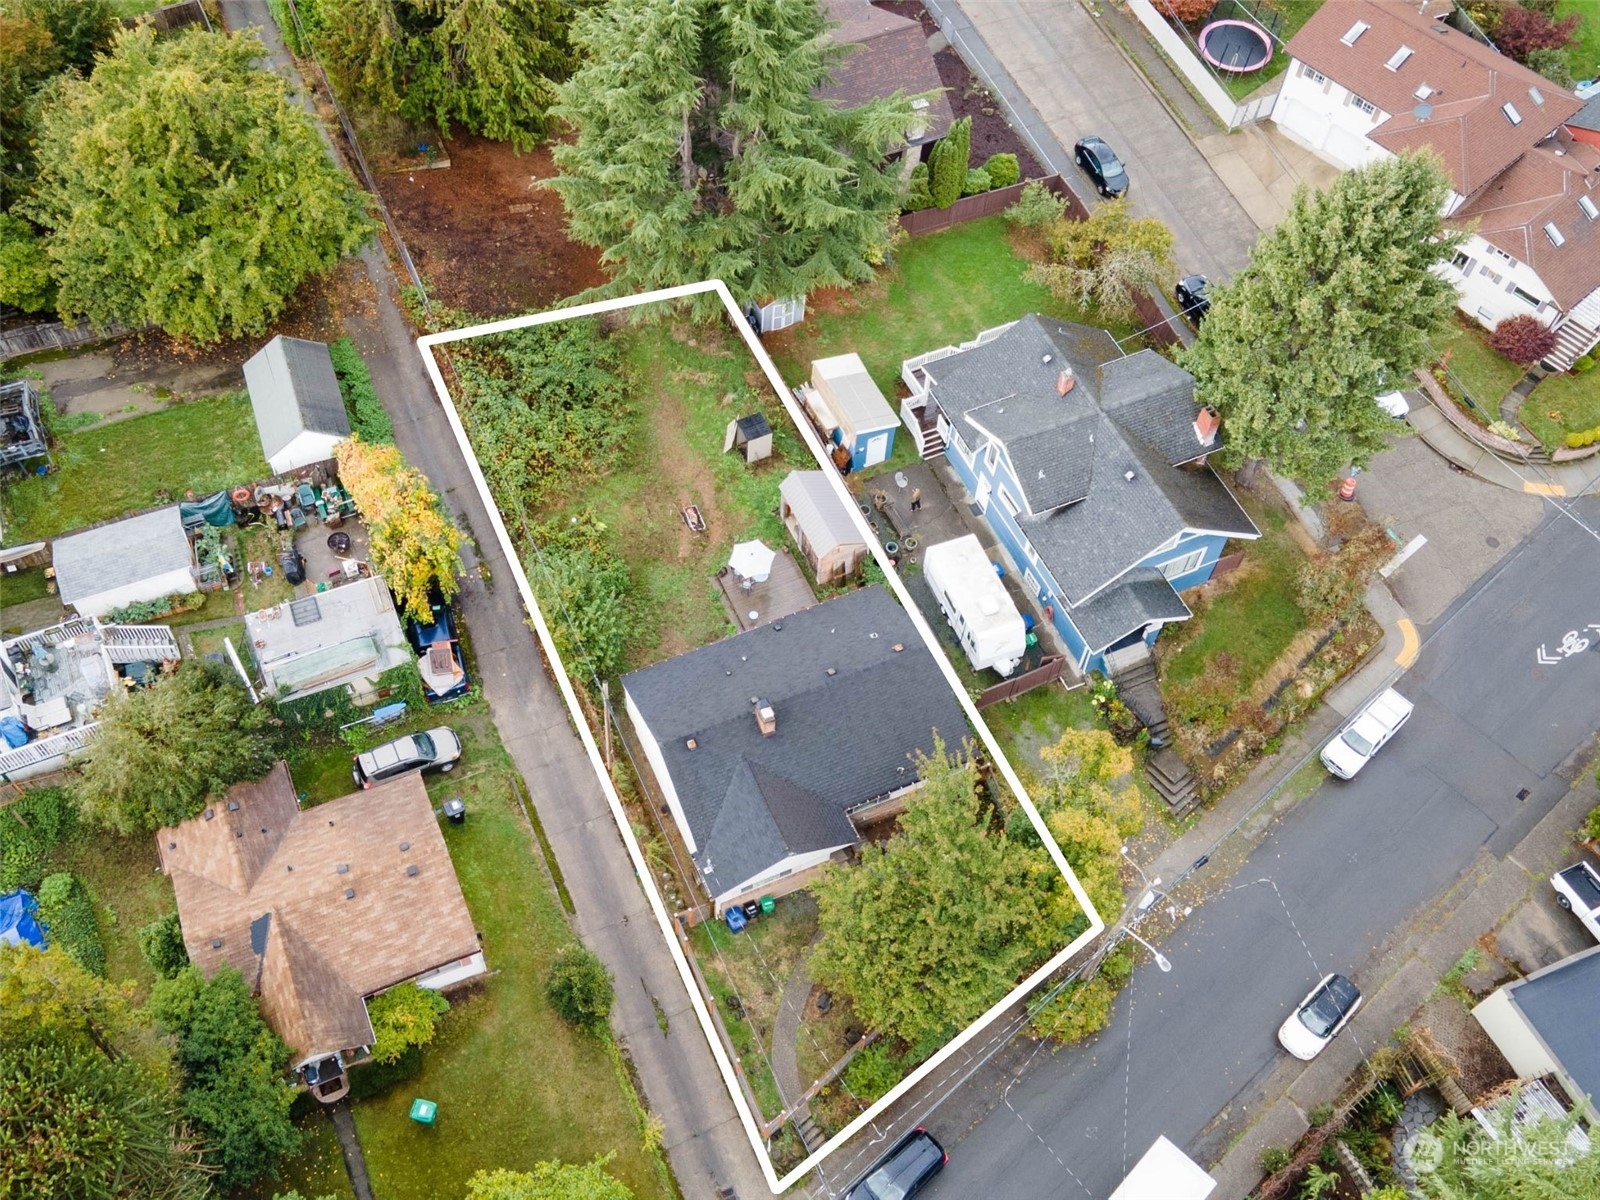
[
  {"left": 1175, "top": 275, "right": 1210, "bottom": 324},
  {"left": 845, "top": 1128, "right": 947, "bottom": 1200},
  {"left": 406, "top": 590, "right": 469, "bottom": 703},
  {"left": 1074, "top": 135, "right": 1128, "bottom": 198}
]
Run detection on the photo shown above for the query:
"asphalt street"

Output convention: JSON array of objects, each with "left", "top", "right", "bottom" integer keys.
[
  {"left": 936, "top": 0, "right": 1260, "bottom": 281},
  {"left": 924, "top": 501, "right": 1600, "bottom": 1199}
]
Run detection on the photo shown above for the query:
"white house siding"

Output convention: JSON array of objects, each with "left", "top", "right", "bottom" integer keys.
[
  {"left": 412, "top": 951, "right": 488, "bottom": 991},
  {"left": 268, "top": 430, "right": 344, "bottom": 476},
  {"left": 623, "top": 688, "right": 696, "bottom": 854},
  {"left": 1434, "top": 234, "right": 1561, "bottom": 331},
  {"left": 1271, "top": 62, "right": 1390, "bottom": 172},
  {"left": 70, "top": 566, "right": 196, "bottom": 619},
  {"left": 1471, "top": 989, "right": 1558, "bottom": 1080}
]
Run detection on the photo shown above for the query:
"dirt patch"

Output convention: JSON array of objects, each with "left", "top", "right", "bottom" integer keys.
[
  {"left": 876, "top": 2, "right": 1044, "bottom": 177},
  {"left": 371, "top": 135, "right": 606, "bottom": 317}
]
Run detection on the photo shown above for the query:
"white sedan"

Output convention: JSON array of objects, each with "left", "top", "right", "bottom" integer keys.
[
  {"left": 1320, "top": 688, "right": 1413, "bottom": 779},
  {"left": 1278, "top": 973, "right": 1363, "bottom": 1060}
]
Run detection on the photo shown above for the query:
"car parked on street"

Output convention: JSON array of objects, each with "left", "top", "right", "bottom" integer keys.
[
  {"left": 845, "top": 1128, "right": 947, "bottom": 1199},
  {"left": 1319, "top": 688, "right": 1413, "bottom": 779},
  {"left": 1552, "top": 860, "right": 1600, "bottom": 942},
  {"left": 1278, "top": 973, "right": 1362, "bottom": 1060},
  {"left": 1074, "top": 135, "right": 1128, "bottom": 198},
  {"left": 406, "top": 591, "right": 470, "bottom": 703},
  {"left": 1175, "top": 275, "right": 1210, "bottom": 325},
  {"left": 352, "top": 727, "right": 462, "bottom": 789}
]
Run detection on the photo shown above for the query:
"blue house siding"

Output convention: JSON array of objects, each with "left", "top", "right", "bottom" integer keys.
[
  {"left": 1136, "top": 532, "right": 1231, "bottom": 593},
  {"left": 834, "top": 421, "right": 898, "bottom": 472}
]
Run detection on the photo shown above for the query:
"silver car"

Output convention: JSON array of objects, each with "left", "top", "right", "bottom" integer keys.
[{"left": 352, "top": 727, "right": 461, "bottom": 789}]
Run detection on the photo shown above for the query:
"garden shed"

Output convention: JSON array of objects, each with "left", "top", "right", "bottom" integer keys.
[
  {"left": 810, "top": 353, "right": 898, "bottom": 471},
  {"left": 725, "top": 412, "right": 772, "bottom": 464},
  {"left": 51, "top": 507, "right": 196, "bottom": 618},
  {"left": 0, "top": 378, "right": 49, "bottom": 469},
  {"left": 779, "top": 470, "right": 868, "bottom": 584},
  {"left": 243, "top": 336, "right": 351, "bottom": 475}
]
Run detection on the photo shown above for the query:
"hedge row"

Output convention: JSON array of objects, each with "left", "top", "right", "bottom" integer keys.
[
  {"left": 38, "top": 871, "right": 105, "bottom": 977},
  {"left": 0, "top": 788, "right": 77, "bottom": 892},
  {"left": 329, "top": 337, "right": 394, "bottom": 444}
]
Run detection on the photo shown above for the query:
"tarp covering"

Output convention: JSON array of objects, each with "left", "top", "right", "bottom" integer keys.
[
  {"left": 0, "top": 890, "right": 46, "bottom": 950},
  {"left": 180, "top": 490, "right": 236, "bottom": 528}
]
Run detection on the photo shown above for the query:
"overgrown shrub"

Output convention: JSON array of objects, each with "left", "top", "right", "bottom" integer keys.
[
  {"left": 0, "top": 788, "right": 77, "bottom": 891},
  {"left": 983, "top": 153, "right": 1020, "bottom": 189},
  {"left": 455, "top": 319, "right": 630, "bottom": 514},
  {"left": 105, "top": 593, "right": 204, "bottom": 623},
  {"left": 37, "top": 872, "right": 105, "bottom": 977},
  {"left": 367, "top": 982, "right": 449, "bottom": 1063},
  {"left": 1573, "top": 354, "right": 1595, "bottom": 372},
  {"left": 329, "top": 337, "right": 393, "bottom": 444},
  {"left": 1163, "top": 0, "right": 1216, "bottom": 22},
  {"left": 961, "top": 167, "right": 992, "bottom": 197},
  {"left": 347, "top": 1043, "right": 423, "bottom": 1100},
  {"left": 1260, "top": 1145, "right": 1291, "bottom": 1174},
  {"left": 1005, "top": 180, "right": 1066, "bottom": 230},
  {"left": 841, "top": 1040, "right": 902, "bottom": 1103},
  {"left": 1098, "top": 943, "right": 1135, "bottom": 988},
  {"left": 1525, "top": 46, "right": 1575, "bottom": 88},
  {"left": 137, "top": 913, "right": 189, "bottom": 979},
  {"left": 1488, "top": 313, "right": 1557, "bottom": 365},
  {"left": 527, "top": 512, "right": 631, "bottom": 687},
  {"left": 1030, "top": 975, "right": 1114, "bottom": 1043},
  {"left": 546, "top": 943, "right": 614, "bottom": 1035},
  {"left": 1584, "top": 803, "right": 1600, "bottom": 843},
  {"left": 1566, "top": 427, "right": 1600, "bottom": 449}
]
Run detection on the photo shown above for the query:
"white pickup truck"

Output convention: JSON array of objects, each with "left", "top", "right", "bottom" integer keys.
[
  {"left": 1320, "top": 688, "right": 1414, "bottom": 779},
  {"left": 1552, "top": 860, "right": 1600, "bottom": 942}
]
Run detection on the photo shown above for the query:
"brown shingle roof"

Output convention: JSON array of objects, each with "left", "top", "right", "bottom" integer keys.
[
  {"left": 1452, "top": 136, "right": 1600, "bottom": 310},
  {"left": 1286, "top": 1, "right": 1582, "bottom": 196},
  {"left": 818, "top": 0, "right": 952, "bottom": 145},
  {"left": 158, "top": 763, "right": 482, "bottom": 1061}
]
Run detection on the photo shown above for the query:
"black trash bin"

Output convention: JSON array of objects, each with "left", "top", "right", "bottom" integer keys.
[{"left": 279, "top": 547, "right": 306, "bottom": 585}]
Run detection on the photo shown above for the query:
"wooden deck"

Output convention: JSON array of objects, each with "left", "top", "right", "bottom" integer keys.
[{"left": 715, "top": 547, "right": 819, "bottom": 632}]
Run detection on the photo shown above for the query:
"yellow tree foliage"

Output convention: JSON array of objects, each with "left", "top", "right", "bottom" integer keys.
[{"left": 335, "top": 435, "right": 462, "bottom": 620}]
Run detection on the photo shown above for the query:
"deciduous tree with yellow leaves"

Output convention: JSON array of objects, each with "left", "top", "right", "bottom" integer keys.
[{"left": 336, "top": 436, "right": 463, "bottom": 621}]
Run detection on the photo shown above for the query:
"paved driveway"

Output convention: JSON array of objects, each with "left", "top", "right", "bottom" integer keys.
[
  {"left": 936, "top": 0, "right": 1259, "bottom": 281},
  {"left": 924, "top": 502, "right": 1600, "bottom": 1198}
]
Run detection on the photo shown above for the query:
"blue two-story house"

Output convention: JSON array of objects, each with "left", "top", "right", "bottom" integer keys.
[{"left": 900, "top": 315, "right": 1258, "bottom": 676}]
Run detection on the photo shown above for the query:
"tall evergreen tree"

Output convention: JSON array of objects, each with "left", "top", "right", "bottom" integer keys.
[
  {"left": 1180, "top": 151, "right": 1461, "bottom": 488},
  {"left": 928, "top": 115, "right": 969, "bottom": 209},
  {"left": 547, "top": 0, "right": 921, "bottom": 308}
]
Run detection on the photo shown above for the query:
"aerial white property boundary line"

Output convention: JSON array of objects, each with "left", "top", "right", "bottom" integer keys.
[{"left": 416, "top": 279, "right": 1105, "bottom": 1194}]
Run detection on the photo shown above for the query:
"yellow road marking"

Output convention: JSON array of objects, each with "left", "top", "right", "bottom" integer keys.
[
  {"left": 1395, "top": 618, "right": 1419, "bottom": 669},
  {"left": 1522, "top": 480, "right": 1565, "bottom": 496}
]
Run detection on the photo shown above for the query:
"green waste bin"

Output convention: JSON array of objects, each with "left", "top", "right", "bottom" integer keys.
[
  {"left": 409, "top": 1098, "right": 438, "bottom": 1125},
  {"left": 759, "top": 895, "right": 775, "bottom": 915}
]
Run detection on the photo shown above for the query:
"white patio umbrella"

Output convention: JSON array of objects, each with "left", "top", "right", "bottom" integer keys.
[{"left": 728, "top": 539, "right": 776, "bottom": 583}]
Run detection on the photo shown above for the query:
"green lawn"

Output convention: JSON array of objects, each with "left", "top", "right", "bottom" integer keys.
[
  {"left": 1159, "top": 500, "right": 1308, "bottom": 694},
  {"left": 1520, "top": 369, "right": 1600, "bottom": 449},
  {"left": 980, "top": 683, "right": 1099, "bottom": 781},
  {"left": 44, "top": 825, "right": 176, "bottom": 1000},
  {"left": 237, "top": 1111, "right": 356, "bottom": 1200},
  {"left": 2, "top": 393, "right": 270, "bottom": 542},
  {"left": 1558, "top": 0, "right": 1598, "bottom": 81},
  {"left": 1426, "top": 318, "right": 1526, "bottom": 413},
  {"left": 350, "top": 710, "right": 669, "bottom": 1200},
  {"left": 0, "top": 566, "right": 53, "bottom": 607},
  {"left": 765, "top": 216, "right": 1139, "bottom": 400}
]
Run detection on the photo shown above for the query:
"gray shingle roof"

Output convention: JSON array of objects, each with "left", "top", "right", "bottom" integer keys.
[
  {"left": 622, "top": 587, "right": 968, "bottom": 897},
  {"left": 1511, "top": 947, "right": 1600, "bottom": 1108},
  {"left": 780, "top": 471, "right": 867, "bottom": 557},
  {"left": 51, "top": 506, "right": 192, "bottom": 604},
  {"left": 1068, "top": 567, "right": 1192, "bottom": 654},
  {"left": 925, "top": 316, "right": 1256, "bottom": 604},
  {"left": 1570, "top": 94, "right": 1600, "bottom": 134},
  {"left": 243, "top": 336, "right": 350, "bottom": 462}
]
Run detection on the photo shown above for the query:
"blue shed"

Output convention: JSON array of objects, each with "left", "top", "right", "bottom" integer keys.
[{"left": 810, "top": 353, "right": 898, "bottom": 472}]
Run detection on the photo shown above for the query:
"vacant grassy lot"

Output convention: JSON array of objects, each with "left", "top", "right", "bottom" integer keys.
[
  {"left": 765, "top": 216, "right": 1139, "bottom": 399},
  {"left": 2, "top": 394, "right": 270, "bottom": 542},
  {"left": 1520, "top": 369, "right": 1600, "bottom": 450},
  {"left": 1427, "top": 318, "right": 1525, "bottom": 414},
  {"left": 352, "top": 736, "right": 668, "bottom": 1200},
  {"left": 981, "top": 682, "right": 1099, "bottom": 779},
  {"left": 1558, "top": 0, "right": 1598, "bottom": 81},
  {"left": 1158, "top": 498, "right": 1308, "bottom": 695}
]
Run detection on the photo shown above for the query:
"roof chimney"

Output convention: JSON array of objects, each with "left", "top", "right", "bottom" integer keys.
[
  {"left": 1194, "top": 405, "right": 1221, "bottom": 447},
  {"left": 753, "top": 698, "right": 777, "bottom": 737},
  {"left": 1057, "top": 367, "right": 1075, "bottom": 396}
]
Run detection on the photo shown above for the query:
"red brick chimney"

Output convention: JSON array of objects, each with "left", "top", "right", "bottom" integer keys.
[
  {"left": 1057, "top": 368, "right": 1075, "bottom": 396},
  {"left": 1194, "top": 405, "right": 1220, "bottom": 447},
  {"left": 753, "top": 699, "right": 776, "bottom": 737}
]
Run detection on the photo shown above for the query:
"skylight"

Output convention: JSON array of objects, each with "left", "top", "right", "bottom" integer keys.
[
  {"left": 1341, "top": 21, "right": 1370, "bottom": 46},
  {"left": 1386, "top": 46, "right": 1414, "bottom": 71},
  {"left": 1414, "top": 83, "right": 1435, "bottom": 100},
  {"left": 1544, "top": 222, "right": 1565, "bottom": 247},
  {"left": 1502, "top": 102, "right": 1523, "bottom": 126},
  {"left": 1528, "top": 86, "right": 1545, "bottom": 107},
  {"left": 1579, "top": 195, "right": 1598, "bottom": 221}
]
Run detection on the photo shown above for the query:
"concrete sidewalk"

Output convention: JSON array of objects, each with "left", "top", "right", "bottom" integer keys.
[{"left": 1409, "top": 402, "right": 1600, "bottom": 499}]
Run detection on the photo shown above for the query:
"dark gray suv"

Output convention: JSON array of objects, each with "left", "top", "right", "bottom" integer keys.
[{"left": 846, "top": 1128, "right": 947, "bottom": 1200}]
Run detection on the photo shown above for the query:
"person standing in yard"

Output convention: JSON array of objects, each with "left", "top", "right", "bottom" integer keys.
[{"left": 910, "top": 487, "right": 922, "bottom": 511}]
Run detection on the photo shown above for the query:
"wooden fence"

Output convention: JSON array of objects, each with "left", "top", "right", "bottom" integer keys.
[
  {"left": 976, "top": 655, "right": 1066, "bottom": 709},
  {"left": 136, "top": 0, "right": 210, "bottom": 33},
  {"left": 0, "top": 319, "right": 133, "bottom": 363}
]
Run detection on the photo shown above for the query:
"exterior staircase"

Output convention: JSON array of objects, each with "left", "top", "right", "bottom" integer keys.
[
  {"left": 1543, "top": 314, "right": 1599, "bottom": 373},
  {"left": 1106, "top": 645, "right": 1199, "bottom": 819}
]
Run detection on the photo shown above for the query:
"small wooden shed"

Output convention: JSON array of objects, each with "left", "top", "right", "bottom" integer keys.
[
  {"left": 779, "top": 470, "right": 869, "bottom": 584},
  {"left": 725, "top": 413, "right": 772, "bottom": 464}
]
